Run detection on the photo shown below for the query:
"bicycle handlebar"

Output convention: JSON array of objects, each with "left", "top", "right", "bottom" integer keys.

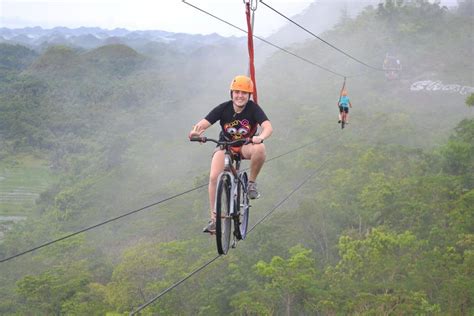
[{"left": 190, "top": 136, "right": 258, "bottom": 146}]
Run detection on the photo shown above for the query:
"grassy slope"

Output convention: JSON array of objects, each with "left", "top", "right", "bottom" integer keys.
[{"left": 0, "top": 154, "right": 56, "bottom": 216}]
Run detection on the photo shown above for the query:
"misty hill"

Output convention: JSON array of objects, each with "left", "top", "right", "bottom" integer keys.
[
  {"left": 0, "top": 44, "right": 37, "bottom": 72},
  {"left": 0, "top": 1, "right": 473, "bottom": 315},
  {"left": 0, "top": 26, "right": 247, "bottom": 55},
  {"left": 82, "top": 44, "right": 146, "bottom": 76}
]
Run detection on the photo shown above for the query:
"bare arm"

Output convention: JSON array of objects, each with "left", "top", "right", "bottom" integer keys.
[
  {"left": 252, "top": 120, "right": 273, "bottom": 144},
  {"left": 189, "top": 119, "right": 211, "bottom": 138}
]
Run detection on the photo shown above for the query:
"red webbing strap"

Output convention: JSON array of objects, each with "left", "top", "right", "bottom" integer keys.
[
  {"left": 340, "top": 77, "right": 346, "bottom": 96},
  {"left": 338, "top": 77, "right": 346, "bottom": 104},
  {"left": 246, "top": 2, "right": 258, "bottom": 104}
]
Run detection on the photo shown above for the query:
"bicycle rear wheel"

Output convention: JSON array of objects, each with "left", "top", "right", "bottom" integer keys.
[
  {"left": 235, "top": 172, "right": 250, "bottom": 240},
  {"left": 215, "top": 174, "right": 232, "bottom": 255}
]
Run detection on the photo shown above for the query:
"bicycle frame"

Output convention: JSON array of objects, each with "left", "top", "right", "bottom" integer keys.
[
  {"left": 217, "top": 146, "right": 245, "bottom": 219},
  {"left": 191, "top": 137, "right": 248, "bottom": 212},
  {"left": 191, "top": 136, "right": 251, "bottom": 253}
]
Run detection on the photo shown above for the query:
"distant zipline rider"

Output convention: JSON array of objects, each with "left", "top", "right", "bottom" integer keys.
[
  {"left": 188, "top": 75, "right": 273, "bottom": 234},
  {"left": 338, "top": 89, "right": 353, "bottom": 126},
  {"left": 337, "top": 78, "right": 352, "bottom": 127},
  {"left": 383, "top": 53, "right": 402, "bottom": 80}
]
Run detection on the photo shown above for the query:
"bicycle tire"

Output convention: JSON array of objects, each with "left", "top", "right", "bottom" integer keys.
[
  {"left": 236, "top": 172, "right": 250, "bottom": 240},
  {"left": 215, "top": 174, "right": 232, "bottom": 255}
]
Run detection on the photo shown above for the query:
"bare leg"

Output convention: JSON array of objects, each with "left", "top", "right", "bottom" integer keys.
[
  {"left": 242, "top": 143, "right": 267, "bottom": 182},
  {"left": 209, "top": 150, "right": 225, "bottom": 220}
]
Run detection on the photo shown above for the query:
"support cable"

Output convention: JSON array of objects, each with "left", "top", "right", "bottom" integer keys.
[
  {"left": 129, "top": 115, "right": 389, "bottom": 314},
  {"left": 0, "top": 129, "right": 336, "bottom": 264},
  {"left": 182, "top": 0, "right": 345, "bottom": 78},
  {"left": 0, "top": 185, "right": 207, "bottom": 263},
  {"left": 259, "top": 0, "right": 385, "bottom": 72},
  {"left": 129, "top": 133, "right": 342, "bottom": 315},
  {"left": 130, "top": 255, "right": 221, "bottom": 315}
]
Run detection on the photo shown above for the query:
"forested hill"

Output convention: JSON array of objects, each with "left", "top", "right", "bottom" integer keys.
[
  {"left": 0, "top": 26, "right": 244, "bottom": 53},
  {"left": 0, "top": 1, "right": 473, "bottom": 315}
]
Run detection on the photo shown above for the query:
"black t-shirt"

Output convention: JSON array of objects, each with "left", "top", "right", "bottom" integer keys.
[{"left": 205, "top": 100, "right": 269, "bottom": 142}]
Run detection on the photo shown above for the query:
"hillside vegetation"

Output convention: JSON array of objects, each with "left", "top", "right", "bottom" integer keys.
[{"left": 0, "top": 1, "right": 473, "bottom": 314}]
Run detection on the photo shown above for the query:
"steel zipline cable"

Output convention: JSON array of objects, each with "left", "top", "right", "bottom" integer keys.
[
  {"left": 129, "top": 133, "right": 343, "bottom": 315},
  {"left": 259, "top": 0, "right": 385, "bottom": 72},
  {"left": 0, "top": 129, "right": 335, "bottom": 264},
  {"left": 129, "top": 254, "right": 222, "bottom": 315},
  {"left": 182, "top": 0, "right": 346, "bottom": 78},
  {"left": 0, "top": 185, "right": 207, "bottom": 263},
  {"left": 129, "top": 115, "right": 391, "bottom": 314}
]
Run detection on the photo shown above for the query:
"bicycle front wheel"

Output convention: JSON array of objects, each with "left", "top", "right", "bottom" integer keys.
[
  {"left": 236, "top": 172, "right": 250, "bottom": 240},
  {"left": 215, "top": 174, "right": 232, "bottom": 255}
]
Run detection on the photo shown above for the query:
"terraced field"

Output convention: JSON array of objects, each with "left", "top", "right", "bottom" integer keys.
[{"left": 0, "top": 155, "right": 55, "bottom": 216}]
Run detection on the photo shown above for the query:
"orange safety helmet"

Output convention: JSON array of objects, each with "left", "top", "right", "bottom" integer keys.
[
  {"left": 341, "top": 90, "right": 348, "bottom": 96},
  {"left": 230, "top": 75, "right": 254, "bottom": 93}
]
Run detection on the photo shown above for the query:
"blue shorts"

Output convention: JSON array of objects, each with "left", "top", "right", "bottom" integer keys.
[{"left": 339, "top": 105, "right": 349, "bottom": 113}]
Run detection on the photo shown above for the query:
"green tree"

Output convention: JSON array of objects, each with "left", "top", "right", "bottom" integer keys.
[
  {"left": 105, "top": 240, "right": 205, "bottom": 314},
  {"left": 440, "top": 119, "right": 474, "bottom": 188},
  {"left": 232, "top": 245, "right": 321, "bottom": 316},
  {"left": 61, "top": 283, "right": 112, "bottom": 316},
  {"left": 15, "top": 262, "right": 91, "bottom": 315},
  {"left": 324, "top": 228, "right": 440, "bottom": 314},
  {"left": 466, "top": 93, "right": 474, "bottom": 107}
]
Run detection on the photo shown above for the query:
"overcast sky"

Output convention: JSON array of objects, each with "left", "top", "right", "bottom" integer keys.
[
  {"left": 1, "top": 0, "right": 317, "bottom": 37},
  {"left": 0, "top": 0, "right": 459, "bottom": 37}
]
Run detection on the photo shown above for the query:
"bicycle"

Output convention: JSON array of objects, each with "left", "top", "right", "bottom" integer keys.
[{"left": 190, "top": 136, "right": 251, "bottom": 255}]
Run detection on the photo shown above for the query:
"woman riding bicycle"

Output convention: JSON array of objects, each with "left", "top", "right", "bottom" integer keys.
[
  {"left": 188, "top": 75, "right": 273, "bottom": 234},
  {"left": 338, "top": 89, "right": 352, "bottom": 124}
]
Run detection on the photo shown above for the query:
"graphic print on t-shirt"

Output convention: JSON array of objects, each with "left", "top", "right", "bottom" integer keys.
[{"left": 223, "top": 119, "right": 251, "bottom": 140}]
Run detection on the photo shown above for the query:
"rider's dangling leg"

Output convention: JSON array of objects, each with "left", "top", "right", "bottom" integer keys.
[
  {"left": 241, "top": 143, "right": 266, "bottom": 199},
  {"left": 204, "top": 149, "right": 225, "bottom": 233}
]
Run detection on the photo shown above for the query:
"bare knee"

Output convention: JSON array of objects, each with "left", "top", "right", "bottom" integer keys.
[
  {"left": 252, "top": 144, "right": 266, "bottom": 161},
  {"left": 209, "top": 150, "right": 225, "bottom": 185}
]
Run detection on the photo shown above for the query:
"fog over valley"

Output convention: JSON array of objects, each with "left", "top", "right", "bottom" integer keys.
[{"left": 0, "top": 1, "right": 473, "bottom": 314}]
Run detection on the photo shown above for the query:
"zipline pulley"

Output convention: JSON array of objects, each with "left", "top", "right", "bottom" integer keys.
[{"left": 243, "top": 0, "right": 258, "bottom": 11}]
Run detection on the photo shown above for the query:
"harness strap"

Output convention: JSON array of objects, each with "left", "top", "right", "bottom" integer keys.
[
  {"left": 245, "top": 1, "right": 258, "bottom": 104},
  {"left": 338, "top": 76, "right": 346, "bottom": 105}
]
